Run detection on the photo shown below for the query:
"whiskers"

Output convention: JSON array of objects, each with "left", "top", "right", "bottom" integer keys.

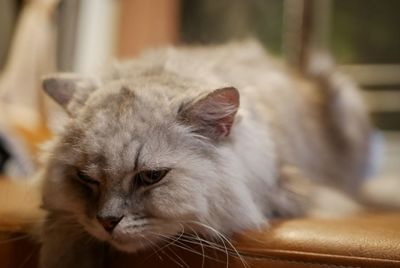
[
  {"left": 139, "top": 221, "right": 248, "bottom": 268},
  {"left": 3, "top": 215, "right": 249, "bottom": 268},
  {"left": 186, "top": 221, "right": 249, "bottom": 268},
  {"left": 0, "top": 216, "right": 49, "bottom": 245},
  {"left": 0, "top": 233, "right": 32, "bottom": 244}
]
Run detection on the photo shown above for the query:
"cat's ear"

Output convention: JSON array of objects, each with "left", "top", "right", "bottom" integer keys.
[
  {"left": 42, "top": 73, "right": 97, "bottom": 115},
  {"left": 179, "top": 87, "right": 240, "bottom": 140}
]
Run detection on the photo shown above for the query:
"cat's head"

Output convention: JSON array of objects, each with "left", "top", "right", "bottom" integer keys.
[{"left": 41, "top": 73, "right": 257, "bottom": 252}]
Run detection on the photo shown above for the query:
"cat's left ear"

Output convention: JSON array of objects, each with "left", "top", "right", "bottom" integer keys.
[
  {"left": 179, "top": 87, "right": 240, "bottom": 140},
  {"left": 42, "top": 73, "right": 97, "bottom": 116}
]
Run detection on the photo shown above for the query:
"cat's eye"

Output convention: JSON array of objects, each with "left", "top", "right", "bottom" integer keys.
[
  {"left": 76, "top": 170, "right": 99, "bottom": 185},
  {"left": 135, "top": 169, "right": 170, "bottom": 187}
]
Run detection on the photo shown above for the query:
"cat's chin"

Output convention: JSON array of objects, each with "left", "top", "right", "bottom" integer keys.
[{"left": 109, "top": 236, "right": 160, "bottom": 253}]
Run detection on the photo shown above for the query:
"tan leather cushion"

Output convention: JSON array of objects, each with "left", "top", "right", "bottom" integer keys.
[
  {"left": 233, "top": 213, "right": 400, "bottom": 268},
  {"left": 1, "top": 179, "right": 400, "bottom": 268},
  {"left": 0, "top": 179, "right": 44, "bottom": 233}
]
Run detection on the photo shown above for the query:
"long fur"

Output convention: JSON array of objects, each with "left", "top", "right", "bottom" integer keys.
[{"left": 39, "top": 41, "right": 372, "bottom": 267}]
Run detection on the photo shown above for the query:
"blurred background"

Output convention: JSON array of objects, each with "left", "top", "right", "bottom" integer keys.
[
  {"left": 0, "top": 0, "right": 399, "bottom": 178},
  {"left": 0, "top": 3, "right": 398, "bottom": 267}
]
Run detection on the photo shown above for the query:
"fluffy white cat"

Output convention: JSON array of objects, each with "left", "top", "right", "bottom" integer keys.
[{"left": 39, "top": 41, "right": 372, "bottom": 267}]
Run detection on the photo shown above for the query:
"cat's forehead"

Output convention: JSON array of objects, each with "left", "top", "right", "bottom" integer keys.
[
  {"left": 81, "top": 85, "right": 175, "bottom": 133},
  {"left": 61, "top": 84, "right": 185, "bottom": 171}
]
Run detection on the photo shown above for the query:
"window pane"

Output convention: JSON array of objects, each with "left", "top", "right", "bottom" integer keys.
[
  {"left": 332, "top": 0, "right": 400, "bottom": 64},
  {"left": 180, "top": 0, "right": 283, "bottom": 54}
]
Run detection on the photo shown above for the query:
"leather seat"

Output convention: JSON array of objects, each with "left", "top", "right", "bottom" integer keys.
[{"left": 1, "top": 179, "right": 399, "bottom": 268}]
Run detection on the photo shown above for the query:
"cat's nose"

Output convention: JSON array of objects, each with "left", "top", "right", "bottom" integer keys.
[{"left": 96, "top": 215, "right": 124, "bottom": 233}]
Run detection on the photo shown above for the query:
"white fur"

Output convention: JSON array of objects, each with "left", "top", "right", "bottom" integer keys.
[{"left": 39, "top": 41, "right": 372, "bottom": 266}]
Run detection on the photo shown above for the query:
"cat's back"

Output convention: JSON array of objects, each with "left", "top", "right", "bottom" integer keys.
[
  {"left": 106, "top": 41, "right": 372, "bottom": 190},
  {"left": 105, "top": 41, "right": 276, "bottom": 86},
  {"left": 162, "top": 41, "right": 372, "bottom": 190}
]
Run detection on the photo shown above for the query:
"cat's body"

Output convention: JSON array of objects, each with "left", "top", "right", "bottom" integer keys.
[{"left": 39, "top": 41, "right": 372, "bottom": 267}]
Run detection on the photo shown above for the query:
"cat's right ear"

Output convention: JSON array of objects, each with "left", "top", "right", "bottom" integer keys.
[
  {"left": 42, "top": 73, "right": 97, "bottom": 116},
  {"left": 179, "top": 87, "right": 240, "bottom": 141}
]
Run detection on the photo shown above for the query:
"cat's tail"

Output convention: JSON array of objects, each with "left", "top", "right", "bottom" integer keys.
[
  {"left": 306, "top": 54, "right": 400, "bottom": 212},
  {"left": 307, "top": 53, "right": 380, "bottom": 188}
]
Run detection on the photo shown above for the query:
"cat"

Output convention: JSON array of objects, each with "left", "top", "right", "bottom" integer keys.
[{"left": 38, "top": 41, "right": 372, "bottom": 267}]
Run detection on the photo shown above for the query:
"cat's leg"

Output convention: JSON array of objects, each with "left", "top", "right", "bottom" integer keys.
[
  {"left": 39, "top": 213, "right": 107, "bottom": 268},
  {"left": 269, "top": 165, "right": 312, "bottom": 218}
]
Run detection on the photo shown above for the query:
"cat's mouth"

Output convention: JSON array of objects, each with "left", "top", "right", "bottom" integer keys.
[
  {"left": 107, "top": 222, "right": 182, "bottom": 252},
  {"left": 81, "top": 214, "right": 183, "bottom": 252}
]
